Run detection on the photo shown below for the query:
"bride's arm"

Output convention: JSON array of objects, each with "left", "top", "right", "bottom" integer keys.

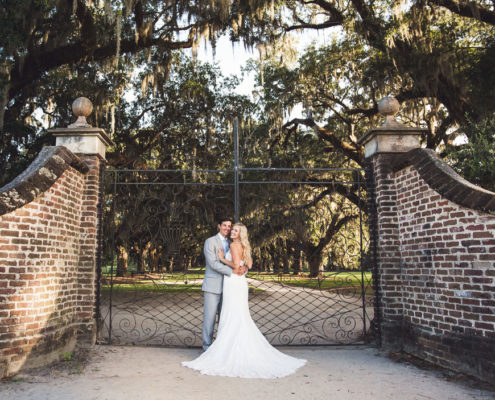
[
  {"left": 218, "top": 244, "right": 246, "bottom": 275},
  {"left": 229, "top": 243, "right": 243, "bottom": 274},
  {"left": 217, "top": 248, "right": 234, "bottom": 268}
]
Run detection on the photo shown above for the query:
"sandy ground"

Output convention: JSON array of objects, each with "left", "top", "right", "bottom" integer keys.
[{"left": 1, "top": 346, "right": 494, "bottom": 400}]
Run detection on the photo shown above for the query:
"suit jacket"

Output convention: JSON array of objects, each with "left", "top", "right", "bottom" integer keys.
[{"left": 202, "top": 234, "right": 232, "bottom": 294}]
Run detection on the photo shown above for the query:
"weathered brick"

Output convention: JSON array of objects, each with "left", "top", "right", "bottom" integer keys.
[
  {"left": 0, "top": 152, "right": 101, "bottom": 378},
  {"left": 372, "top": 154, "right": 495, "bottom": 384}
]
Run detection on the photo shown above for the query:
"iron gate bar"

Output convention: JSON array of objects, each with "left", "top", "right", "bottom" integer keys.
[
  {"left": 111, "top": 181, "right": 362, "bottom": 185},
  {"left": 238, "top": 181, "right": 361, "bottom": 184},
  {"left": 240, "top": 167, "right": 365, "bottom": 171},
  {"left": 109, "top": 169, "right": 236, "bottom": 172},
  {"left": 108, "top": 169, "right": 117, "bottom": 344},
  {"left": 234, "top": 117, "right": 240, "bottom": 222},
  {"left": 107, "top": 167, "right": 364, "bottom": 172},
  {"left": 113, "top": 182, "right": 237, "bottom": 186},
  {"left": 358, "top": 172, "right": 366, "bottom": 338}
]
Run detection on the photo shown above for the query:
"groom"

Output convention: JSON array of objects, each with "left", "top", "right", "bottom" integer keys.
[{"left": 202, "top": 217, "right": 246, "bottom": 351}]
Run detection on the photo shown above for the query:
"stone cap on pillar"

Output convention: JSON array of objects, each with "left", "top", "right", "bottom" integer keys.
[
  {"left": 48, "top": 97, "right": 114, "bottom": 159},
  {"left": 358, "top": 96, "right": 427, "bottom": 159}
]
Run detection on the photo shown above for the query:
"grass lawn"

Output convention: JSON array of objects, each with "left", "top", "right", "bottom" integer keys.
[
  {"left": 249, "top": 271, "right": 373, "bottom": 293},
  {"left": 100, "top": 271, "right": 373, "bottom": 294},
  {"left": 100, "top": 283, "right": 203, "bottom": 293}
]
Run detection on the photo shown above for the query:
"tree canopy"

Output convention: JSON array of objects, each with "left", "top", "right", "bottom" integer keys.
[
  {"left": 252, "top": 0, "right": 495, "bottom": 169},
  {"left": 1, "top": 0, "right": 494, "bottom": 274},
  {"left": 1, "top": 1, "right": 494, "bottom": 175}
]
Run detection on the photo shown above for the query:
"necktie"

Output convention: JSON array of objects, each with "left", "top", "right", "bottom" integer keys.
[{"left": 224, "top": 240, "right": 229, "bottom": 254}]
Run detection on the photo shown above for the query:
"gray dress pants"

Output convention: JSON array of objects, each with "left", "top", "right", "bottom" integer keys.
[{"left": 202, "top": 291, "right": 222, "bottom": 350}]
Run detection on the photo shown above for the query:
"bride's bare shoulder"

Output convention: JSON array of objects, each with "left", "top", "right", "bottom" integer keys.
[
  {"left": 230, "top": 242, "right": 242, "bottom": 252},
  {"left": 230, "top": 241, "right": 242, "bottom": 248}
]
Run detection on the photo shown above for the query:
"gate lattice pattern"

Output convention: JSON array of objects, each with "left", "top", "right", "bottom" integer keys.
[{"left": 98, "top": 168, "right": 375, "bottom": 346}]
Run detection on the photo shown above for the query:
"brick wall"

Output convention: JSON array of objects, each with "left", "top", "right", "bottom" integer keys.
[
  {"left": 370, "top": 148, "right": 495, "bottom": 382},
  {"left": 0, "top": 146, "right": 102, "bottom": 378}
]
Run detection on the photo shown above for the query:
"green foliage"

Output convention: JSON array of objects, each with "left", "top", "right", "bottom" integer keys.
[
  {"left": 109, "top": 52, "right": 256, "bottom": 170},
  {"left": 0, "top": 0, "right": 281, "bottom": 184},
  {"left": 445, "top": 116, "right": 495, "bottom": 192},
  {"left": 256, "top": 0, "right": 495, "bottom": 161},
  {"left": 3, "top": 0, "right": 495, "bottom": 186}
]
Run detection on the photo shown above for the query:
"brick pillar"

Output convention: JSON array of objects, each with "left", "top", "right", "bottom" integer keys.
[
  {"left": 49, "top": 97, "right": 113, "bottom": 349},
  {"left": 75, "top": 155, "right": 104, "bottom": 346},
  {"left": 358, "top": 97, "right": 426, "bottom": 350}
]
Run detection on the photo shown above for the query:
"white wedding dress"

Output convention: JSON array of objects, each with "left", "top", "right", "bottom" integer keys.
[{"left": 182, "top": 255, "right": 306, "bottom": 379}]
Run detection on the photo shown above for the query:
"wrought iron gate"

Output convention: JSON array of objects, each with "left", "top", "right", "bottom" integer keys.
[{"left": 98, "top": 164, "right": 376, "bottom": 347}]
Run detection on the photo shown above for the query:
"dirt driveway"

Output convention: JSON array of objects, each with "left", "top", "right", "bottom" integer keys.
[
  {"left": 1, "top": 346, "right": 493, "bottom": 400},
  {"left": 100, "top": 277, "right": 373, "bottom": 347}
]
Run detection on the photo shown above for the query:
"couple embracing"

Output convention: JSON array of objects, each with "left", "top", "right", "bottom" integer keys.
[{"left": 182, "top": 218, "right": 306, "bottom": 379}]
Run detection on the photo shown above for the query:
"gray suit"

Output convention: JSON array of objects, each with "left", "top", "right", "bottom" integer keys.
[{"left": 202, "top": 233, "right": 232, "bottom": 350}]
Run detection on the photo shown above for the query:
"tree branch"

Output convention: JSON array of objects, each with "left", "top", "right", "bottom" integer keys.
[
  {"left": 283, "top": 117, "right": 363, "bottom": 165},
  {"left": 429, "top": 0, "right": 495, "bottom": 26},
  {"left": 8, "top": 36, "right": 193, "bottom": 100},
  {"left": 315, "top": 214, "right": 358, "bottom": 253},
  {"left": 294, "top": 182, "right": 366, "bottom": 212},
  {"left": 349, "top": 0, "right": 384, "bottom": 47},
  {"left": 285, "top": 0, "right": 344, "bottom": 31},
  {"left": 345, "top": 88, "right": 428, "bottom": 117},
  {"left": 284, "top": 19, "right": 342, "bottom": 32}
]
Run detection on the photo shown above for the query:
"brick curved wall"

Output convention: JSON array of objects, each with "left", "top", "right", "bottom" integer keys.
[
  {"left": 0, "top": 146, "right": 89, "bottom": 215},
  {"left": 394, "top": 148, "right": 495, "bottom": 213},
  {"left": 371, "top": 149, "right": 495, "bottom": 382},
  {"left": 0, "top": 146, "right": 102, "bottom": 378}
]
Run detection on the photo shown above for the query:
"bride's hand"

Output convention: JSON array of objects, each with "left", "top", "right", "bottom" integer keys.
[{"left": 217, "top": 248, "right": 225, "bottom": 261}]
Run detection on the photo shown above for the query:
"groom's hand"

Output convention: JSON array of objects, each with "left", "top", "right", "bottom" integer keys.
[{"left": 237, "top": 265, "right": 247, "bottom": 276}]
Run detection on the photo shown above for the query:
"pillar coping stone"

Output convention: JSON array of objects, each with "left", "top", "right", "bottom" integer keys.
[
  {"left": 358, "top": 96, "right": 427, "bottom": 159},
  {"left": 48, "top": 97, "right": 114, "bottom": 159}
]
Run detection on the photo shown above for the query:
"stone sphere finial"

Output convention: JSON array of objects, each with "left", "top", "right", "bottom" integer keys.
[
  {"left": 377, "top": 96, "right": 401, "bottom": 127},
  {"left": 68, "top": 97, "right": 93, "bottom": 128}
]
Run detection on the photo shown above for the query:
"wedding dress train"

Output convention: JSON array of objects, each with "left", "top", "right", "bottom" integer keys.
[{"left": 182, "top": 260, "right": 306, "bottom": 379}]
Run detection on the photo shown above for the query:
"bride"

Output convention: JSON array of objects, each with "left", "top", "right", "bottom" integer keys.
[{"left": 182, "top": 223, "right": 306, "bottom": 379}]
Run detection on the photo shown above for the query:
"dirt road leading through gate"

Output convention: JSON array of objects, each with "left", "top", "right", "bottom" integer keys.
[
  {"left": 100, "top": 277, "right": 373, "bottom": 346},
  {"left": 1, "top": 346, "right": 493, "bottom": 400}
]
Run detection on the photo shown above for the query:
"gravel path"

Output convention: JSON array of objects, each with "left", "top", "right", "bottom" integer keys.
[
  {"left": 99, "top": 277, "right": 373, "bottom": 346},
  {"left": 1, "top": 346, "right": 493, "bottom": 400}
]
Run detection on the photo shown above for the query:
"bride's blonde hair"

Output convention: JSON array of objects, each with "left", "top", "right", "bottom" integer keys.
[{"left": 234, "top": 223, "right": 252, "bottom": 266}]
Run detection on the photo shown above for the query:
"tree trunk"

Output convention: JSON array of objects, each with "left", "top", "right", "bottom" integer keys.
[
  {"left": 136, "top": 243, "right": 149, "bottom": 274},
  {"left": 149, "top": 247, "right": 159, "bottom": 272},
  {"left": 0, "top": 77, "right": 9, "bottom": 132},
  {"left": 282, "top": 252, "right": 290, "bottom": 274},
  {"left": 252, "top": 255, "right": 258, "bottom": 272},
  {"left": 116, "top": 246, "right": 128, "bottom": 277},
  {"left": 173, "top": 254, "right": 184, "bottom": 272},
  {"left": 307, "top": 252, "right": 323, "bottom": 278},
  {"left": 292, "top": 249, "right": 301, "bottom": 275}
]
